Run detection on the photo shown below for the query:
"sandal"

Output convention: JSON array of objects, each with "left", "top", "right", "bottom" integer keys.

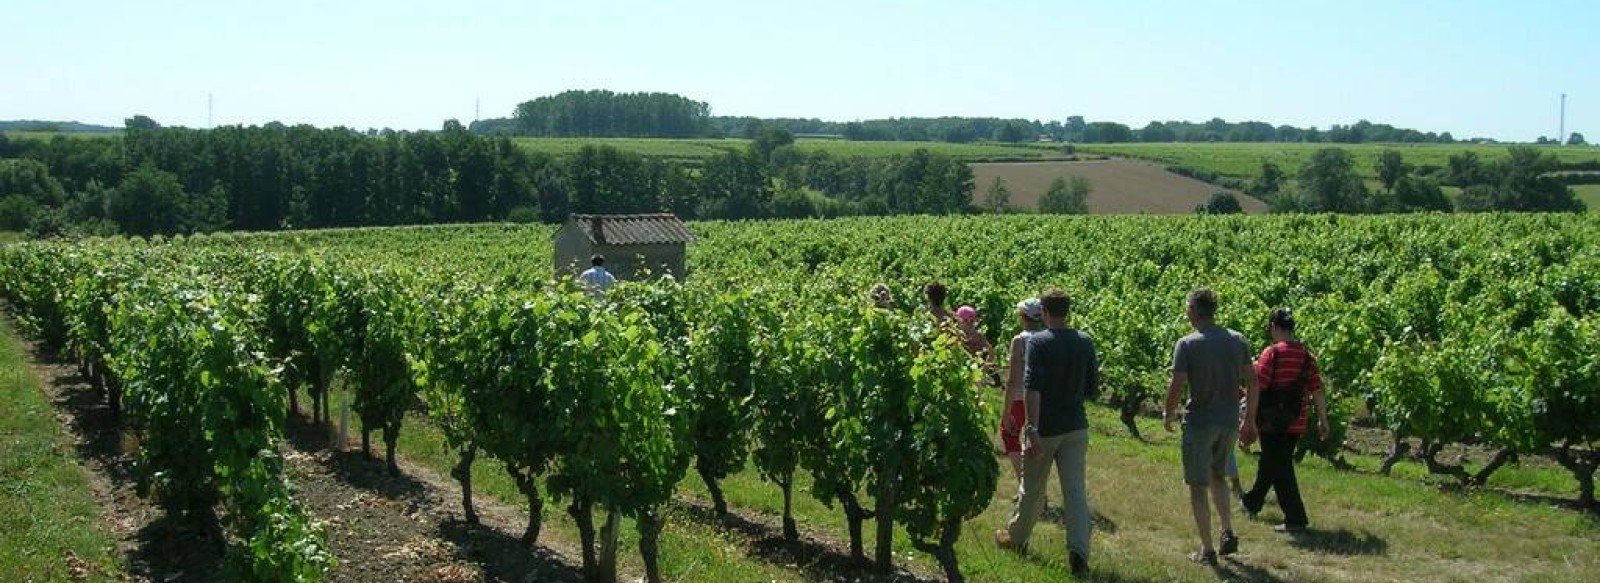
[
  {"left": 994, "top": 529, "right": 1027, "bottom": 553},
  {"left": 1188, "top": 549, "right": 1218, "bottom": 566}
]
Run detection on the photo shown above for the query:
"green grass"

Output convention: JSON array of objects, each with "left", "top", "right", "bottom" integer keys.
[
  {"left": 0, "top": 232, "right": 23, "bottom": 244},
  {"left": 1077, "top": 142, "right": 1600, "bottom": 181},
  {"left": 326, "top": 383, "right": 1599, "bottom": 582},
  {"left": 791, "top": 139, "right": 1068, "bottom": 161},
  {"left": 510, "top": 137, "right": 1071, "bottom": 162},
  {"left": 512, "top": 137, "right": 748, "bottom": 160},
  {"left": 1574, "top": 184, "right": 1600, "bottom": 211},
  {"left": 0, "top": 325, "right": 121, "bottom": 582}
]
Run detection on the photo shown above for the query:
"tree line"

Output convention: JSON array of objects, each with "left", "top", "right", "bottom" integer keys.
[
  {"left": 0, "top": 124, "right": 978, "bottom": 237},
  {"left": 465, "top": 90, "right": 1469, "bottom": 144},
  {"left": 1247, "top": 146, "right": 1587, "bottom": 214}
]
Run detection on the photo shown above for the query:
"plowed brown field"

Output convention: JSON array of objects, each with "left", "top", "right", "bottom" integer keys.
[{"left": 971, "top": 159, "right": 1269, "bottom": 214}]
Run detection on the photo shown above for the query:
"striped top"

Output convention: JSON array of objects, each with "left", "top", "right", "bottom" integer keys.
[{"left": 1253, "top": 341, "right": 1323, "bottom": 436}]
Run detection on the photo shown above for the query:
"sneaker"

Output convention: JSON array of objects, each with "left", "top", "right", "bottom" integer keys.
[
  {"left": 1069, "top": 551, "right": 1089, "bottom": 576},
  {"left": 1273, "top": 523, "right": 1307, "bottom": 534},
  {"left": 1219, "top": 530, "right": 1239, "bottom": 556},
  {"left": 1188, "top": 549, "right": 1218, "bottom": 566}
]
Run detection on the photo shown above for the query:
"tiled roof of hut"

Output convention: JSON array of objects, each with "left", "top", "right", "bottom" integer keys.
[{"left": 567, "top": 214, "right": 696, "bottom": 245}]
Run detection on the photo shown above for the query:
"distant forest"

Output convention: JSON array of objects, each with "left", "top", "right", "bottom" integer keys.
[
  {"left": 0, "top": 123, "right": 976, "bottom": 237},
  {"left": 469, "top": 90, "right": 1464, "bottom": 144}
]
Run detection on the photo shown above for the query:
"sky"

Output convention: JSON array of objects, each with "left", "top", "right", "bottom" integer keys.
[{"left": 4, "top": 0, "right": 1596, "bottom": 141}]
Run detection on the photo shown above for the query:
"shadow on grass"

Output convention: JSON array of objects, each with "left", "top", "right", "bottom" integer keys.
[
  {"left": 25, "top": 341, "right": 229, "bottom": 581},
  {"left": 1039, "top": 505, "right": 1120, "bottom": 534},
  {"left": 672, "top": 498, "right": 943, "bottom": 583},
  {"left": 1284, "top": 527, "right": 1388, "bottom": 556},
  {"left": 435, "top": 519, "right": 588, "bottom": 583},
  {"left": 1213, "top": 559, "right": 1295, "bottom": 583}
]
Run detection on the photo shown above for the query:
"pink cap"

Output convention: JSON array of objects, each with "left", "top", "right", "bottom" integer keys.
[{"left": 955, "top": 305, "right": 978, "bottom": 323}]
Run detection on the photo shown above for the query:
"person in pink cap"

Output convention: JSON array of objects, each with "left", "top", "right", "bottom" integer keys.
[{"left": 954, "top": 305, "right": 995, "bottom": 367}]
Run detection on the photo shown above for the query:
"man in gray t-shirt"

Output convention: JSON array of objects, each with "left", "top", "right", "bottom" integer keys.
[{"left": 1163, "top": 288, "right": 1258, "bottom": 566}]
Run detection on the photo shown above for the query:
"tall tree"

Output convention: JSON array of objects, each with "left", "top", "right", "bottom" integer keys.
[
  {"left": 1376, "top": 150, "right": 1410, "bottom": 192},
  {"left": 1297, "top": 148, "right": 1368, "bottom": 213}
]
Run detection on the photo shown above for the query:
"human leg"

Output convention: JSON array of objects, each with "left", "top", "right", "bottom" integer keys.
[
  {"left": 1002, "top": 433, "right": 1065, "bottom": 548},
  {"left": 1266, "top": 433, "right": 1308, "bottom": 526},
  {"left": 1053, "top": 429, "right": 1091, "bottom": 562}
]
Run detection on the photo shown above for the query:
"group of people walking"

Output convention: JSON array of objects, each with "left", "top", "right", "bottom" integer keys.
[{"left": 907, "top": 282, "right": 1326, "bottom": 576}]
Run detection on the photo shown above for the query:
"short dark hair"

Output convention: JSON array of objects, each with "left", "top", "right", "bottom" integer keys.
[
  {"left": 1040, "top": 289, "right": 1071, "bottom": 317},
  {"left": 591, "top": 254, "right": 605, "bottom": 267},
  {"left": 1268, "top": 308, "right": 1296, "bottom": 331},
  {"left": 1187, "top": 288, "right": 1218, "bottom": 319},
  {"left": 924, "top": 281, "right": 947, "bottom": 306}
]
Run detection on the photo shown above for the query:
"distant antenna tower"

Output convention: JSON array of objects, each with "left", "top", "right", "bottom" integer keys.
[
  {"left": 208, "top": 93, "right": 214, "bottom": 129},
  {"left": 475, "top": 97, "right": 480, "bottom": 122},
  {"left": 1559, "top": 93, "right": 1567, "bottom": 145}
]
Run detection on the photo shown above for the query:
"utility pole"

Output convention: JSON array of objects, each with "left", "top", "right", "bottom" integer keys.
[{"left": 1559, "top": 93, "right": 1567, "bottom": 145}]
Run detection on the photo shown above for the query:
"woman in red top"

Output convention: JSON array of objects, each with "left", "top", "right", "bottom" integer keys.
[{"left": 1242, "top": 308, "right": 1328, "bottom": 532}]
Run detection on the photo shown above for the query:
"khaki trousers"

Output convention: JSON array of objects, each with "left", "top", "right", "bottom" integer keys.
[{"left": 1006, "top": 428, "right": 1091, "bottom": 559}]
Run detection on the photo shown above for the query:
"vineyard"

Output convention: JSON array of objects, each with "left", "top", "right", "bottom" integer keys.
[{"left": 3, "top": 214, "right": 1599, "bottom": 582}]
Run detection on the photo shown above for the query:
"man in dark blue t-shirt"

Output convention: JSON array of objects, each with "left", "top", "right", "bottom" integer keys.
[{"left": 995, "top": 288, "right": 1098, "bottom": 577}]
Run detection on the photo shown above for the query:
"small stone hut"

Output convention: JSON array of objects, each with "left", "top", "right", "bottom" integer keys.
[{"left": 553, "top": 214, "right": 694, "bottom": 280}]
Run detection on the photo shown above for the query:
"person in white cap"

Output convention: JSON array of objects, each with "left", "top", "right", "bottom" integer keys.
[{"left": 999, "top": 298, "right": 1046, "bottom": 480}]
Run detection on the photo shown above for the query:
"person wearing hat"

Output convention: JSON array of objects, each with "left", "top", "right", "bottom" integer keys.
[
  {"left": 1242, "top": 308, "right": 1327, "bottom": 533},
  {"left": 998, "top": 298, "right": 1047, "bottom": 480}
]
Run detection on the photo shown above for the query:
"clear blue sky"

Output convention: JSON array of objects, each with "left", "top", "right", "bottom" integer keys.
[{"left": 4, "top": 0, "right": 1595, "bottom": 141}]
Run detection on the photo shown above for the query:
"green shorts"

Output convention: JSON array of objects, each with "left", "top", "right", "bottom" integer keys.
[{"left": 1181, "top": 424, "right": 1238, "bottom": 486}]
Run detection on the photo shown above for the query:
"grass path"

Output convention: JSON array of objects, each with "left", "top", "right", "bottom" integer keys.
[
  {"left": 331, "top": 379, "right": 1599, "bottom": 583},
  {"left": 0, "top": 322, "right": 120, "bottom": 582}
]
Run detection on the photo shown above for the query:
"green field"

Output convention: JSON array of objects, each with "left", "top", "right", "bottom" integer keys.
[
  {"left": 1575, "top": 184, "right": 1600, "bottom": 209},
  {"left": 1076, "top": 142, "right": 1600, "bottom": 180},
  {"left": 511, "top": 137, "right": 1070, "bottom": 161}
]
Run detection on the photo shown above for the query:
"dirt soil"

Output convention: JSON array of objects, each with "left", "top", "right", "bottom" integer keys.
[
  {"left": 23, "top": 333, "right": 947, "bottom": 583},
  {"left": 970, "top": 159, "right": 1270, "bottom": 214},
  {"left": 24, "top": 335, "right": 592, "bottom": 583}
]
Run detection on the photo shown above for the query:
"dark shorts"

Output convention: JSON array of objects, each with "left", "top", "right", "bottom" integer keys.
[{"left": 1181, "top": 424, "right": 1238, "bottom": 486}]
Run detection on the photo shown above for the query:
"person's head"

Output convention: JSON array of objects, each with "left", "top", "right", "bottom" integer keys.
[
  {"left": 1267, "top": 307, "right": 1296, "bottom": 340},
  {"left": 1015, "top": 297, "right": 1045, "bottom": 330},
  {"left": 924, "top": 281, "right": 947, "bottom": 307},
  {"left": 955, "top": 305, "right": 978, "bottom": 328},
  {"left": 1186, "top": 288, "right": 1218, "bottom": 326},
  {"left": 591, "top": 254, "right": 606, "bottom": 267},
  {"left": 869, "top": 283, "right": 893, "bottom": 308},
  {"left": 1039, "top": 289, "right": 1070, "bottom": 324}
]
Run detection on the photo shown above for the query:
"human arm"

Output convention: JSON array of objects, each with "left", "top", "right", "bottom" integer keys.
[
  {"left": 1163, "top": 371, "right": 1186, "bottom": 433},
  {"left": 1006, "top": 336, "right": 1026, "bottom": 400},
  {"left": 1239, "top": 360, "right": 1259, "bottom": 446},
  {"left": 1024, "top": 390, "right": 1043, "bottom": 458},
  {"left": 1311, "top": 354, "right": 1328, "bottom": 439},
  {"left": 1163, "top": 340, "right": 1186, "bottom": 433}
]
